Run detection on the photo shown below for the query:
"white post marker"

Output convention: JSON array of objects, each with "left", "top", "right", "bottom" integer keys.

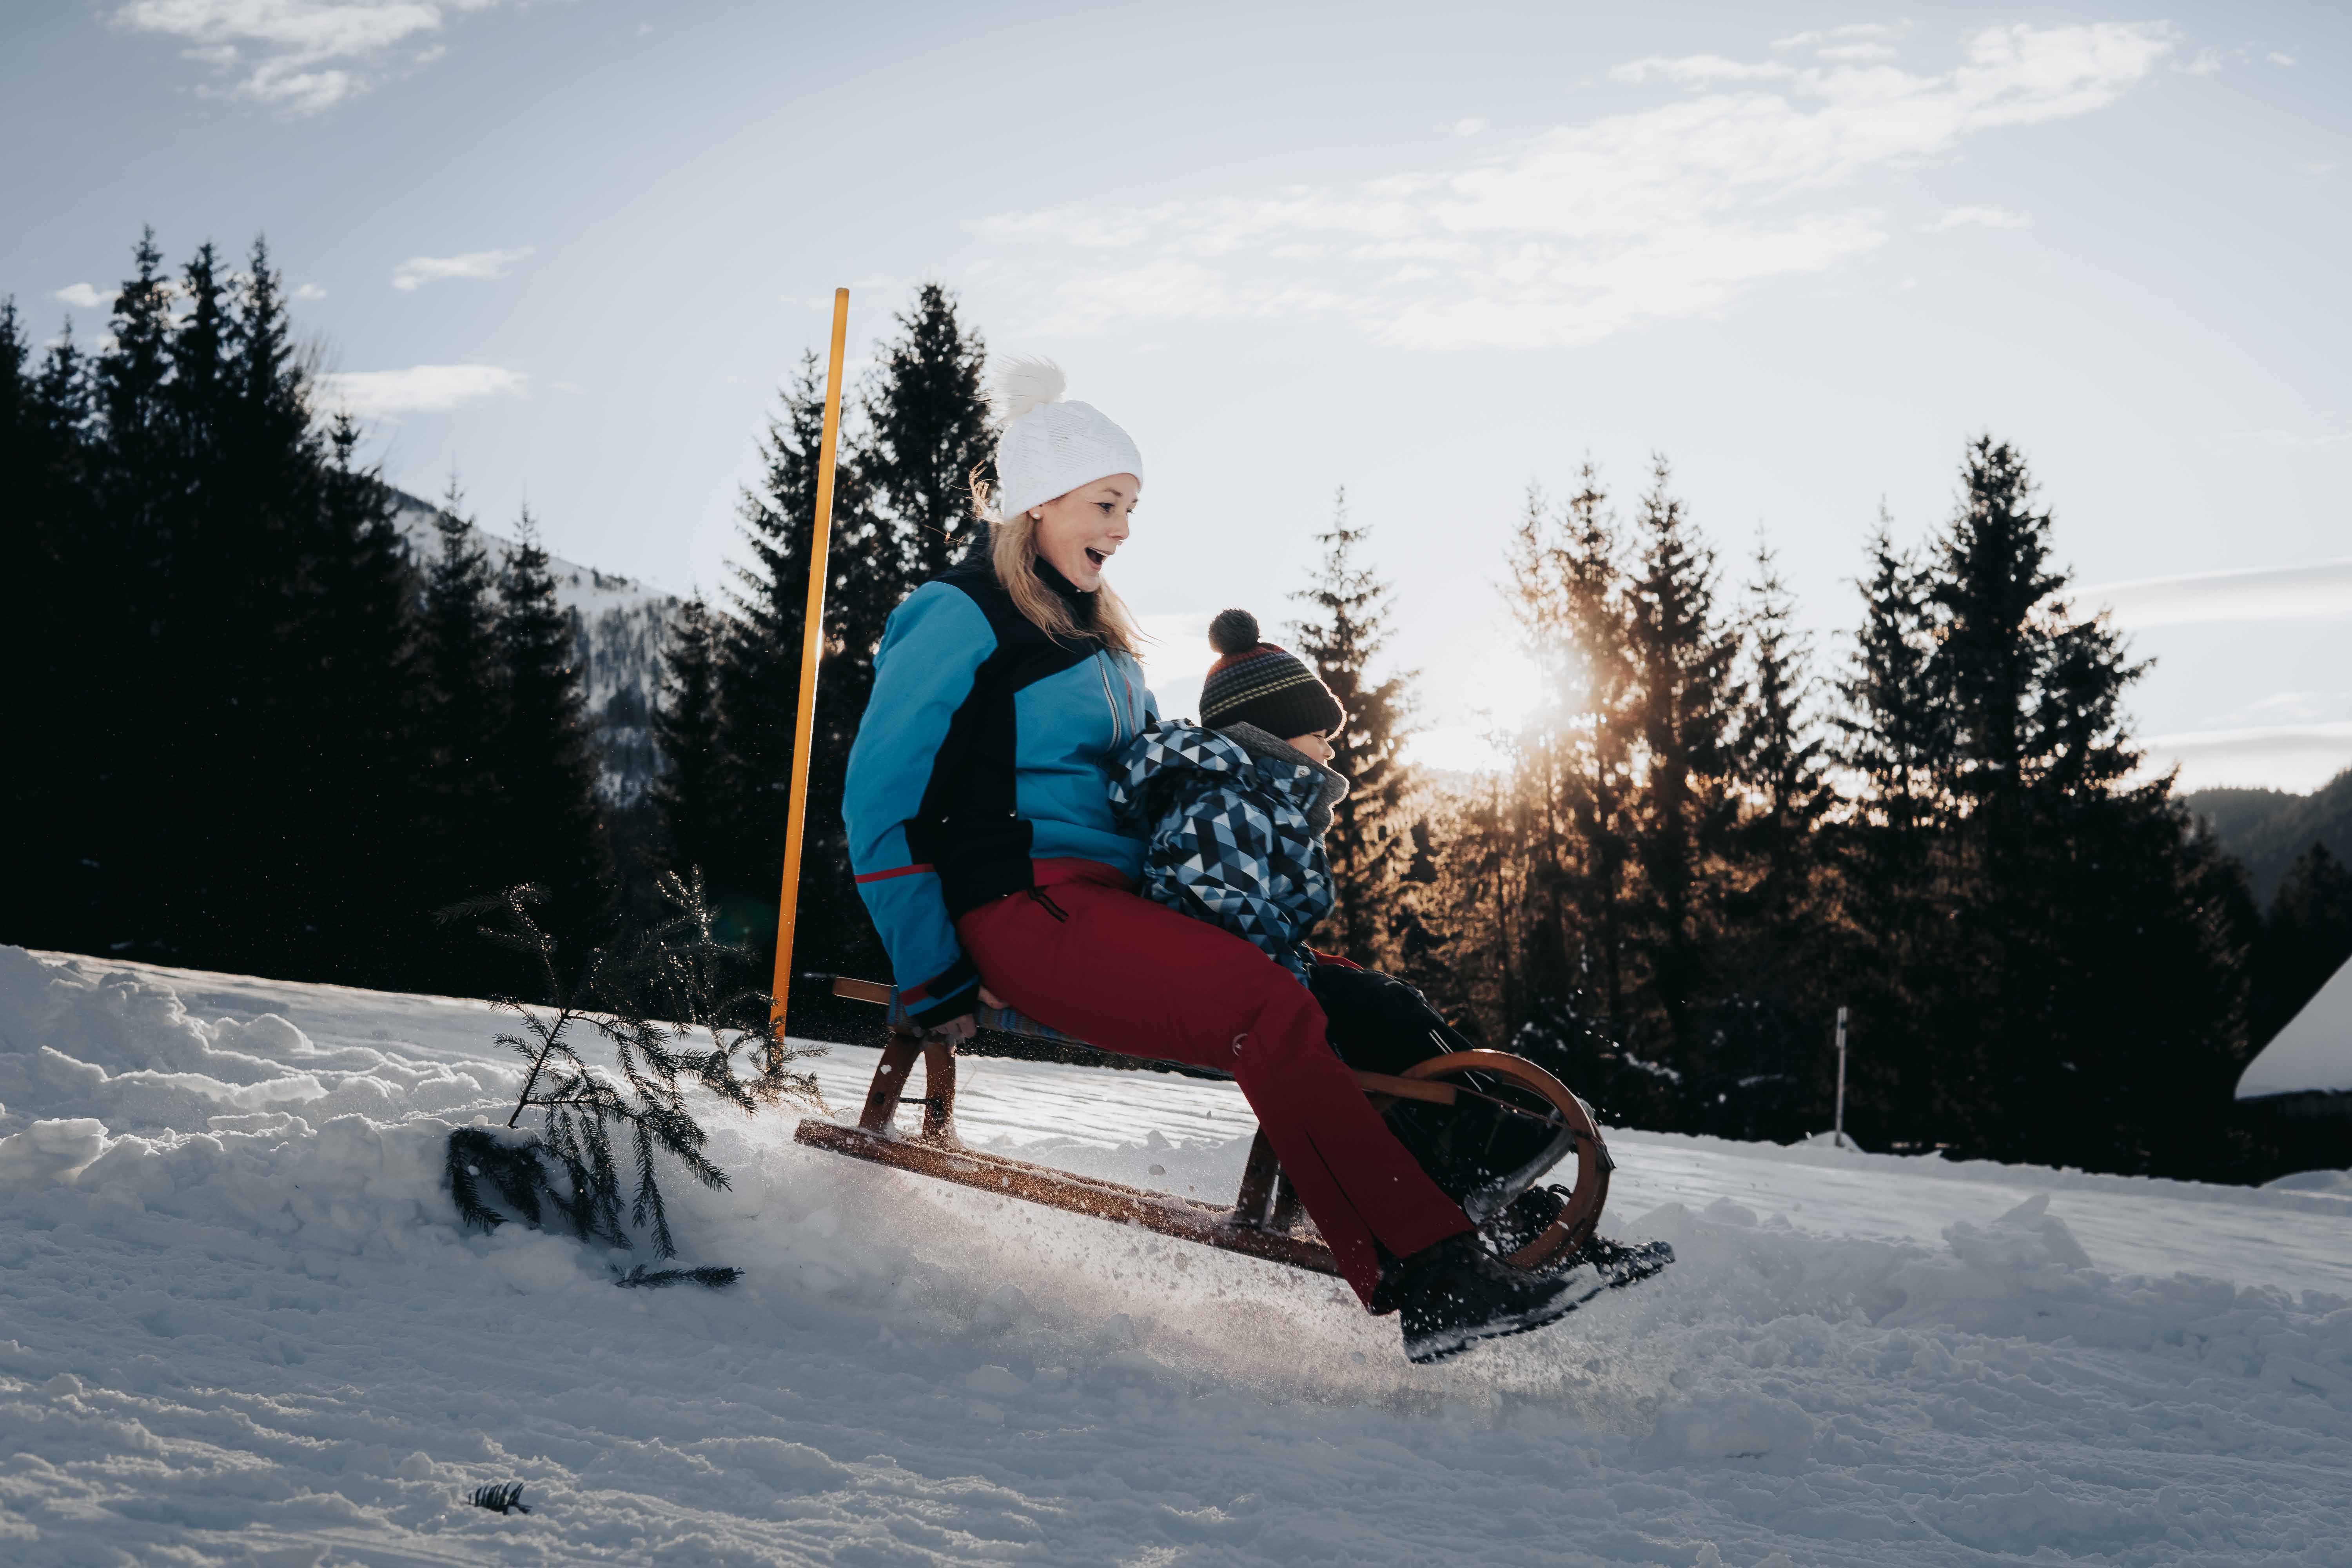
[{"left": 1833, "top": 1005, "right": 1850, "bottom": 1150}]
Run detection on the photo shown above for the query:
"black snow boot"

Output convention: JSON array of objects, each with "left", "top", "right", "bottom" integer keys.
[
  {"left": 1485, "top": 1185, "right": 1679, "bottom": 1285},
  {"left": 1485, "top": 1183, "right": 1569, "bottom": 1258},
  {"left": 1391, "top": 1232, "right": 1583, "bottom": 1364}
]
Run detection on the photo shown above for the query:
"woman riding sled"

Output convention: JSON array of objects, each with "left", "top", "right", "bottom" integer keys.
[{"left": 841, "top": 360, "right": 1585, "bottom": 1363}]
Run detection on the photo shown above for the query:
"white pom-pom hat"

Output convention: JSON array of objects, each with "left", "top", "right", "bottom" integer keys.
[{"left": 992, "top": 358, "right": 1143, "bottom": 521}]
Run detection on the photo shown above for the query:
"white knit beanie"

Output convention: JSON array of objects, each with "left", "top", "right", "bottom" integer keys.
[{"left": 992, "top": 359, "right": 1143, "bottom": 520}]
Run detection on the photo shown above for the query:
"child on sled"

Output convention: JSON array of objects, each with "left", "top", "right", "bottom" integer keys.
[{"left": 1108, "top": 609, "right": 1572, "bottom": 1258}]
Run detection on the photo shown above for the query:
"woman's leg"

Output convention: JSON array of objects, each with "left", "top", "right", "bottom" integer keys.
[{"left": 957, "top": 865, "right": 1472, "bottom": 1304}]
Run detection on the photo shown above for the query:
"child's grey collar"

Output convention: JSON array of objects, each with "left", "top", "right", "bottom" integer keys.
[{"left": 1217, "top": 721, "right": 1350, "bottom": 836}]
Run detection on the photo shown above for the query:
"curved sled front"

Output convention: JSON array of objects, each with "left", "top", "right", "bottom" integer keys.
[
  {"left": 793, "top": 976, "right": 1624, "bottom": 1283},
  {"left": 1388, "top": 1051, "right": 1612, "bottom": 1270}
]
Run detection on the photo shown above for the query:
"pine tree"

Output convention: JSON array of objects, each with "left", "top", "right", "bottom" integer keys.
[
  {"left": 189, "top": 239, "right": 326, "bottom": 970},
  {"left": 494, "top": 508, "right": 615, "bottom": 960},
  {"left": 1621, "top": 457, "right": 1741, "bottom": 1060},
  {"left": 292, "top": 416, "right": 425, "bottom": 982},
  {"left": 415, "top": 482, "right": 513, "bottom": 983},
  {"left": 706, "top": 289, "right": 995, "bottom": 983},
  {"left": 95, "top": 231, "right": 174, "bottom": 495},
  {"left": 1497, "top": 486, "right": 1577, "bottom": 999},
  {"left": 862, "top": 284, "right": 993, "bottom": 581},
  {"left": 1732, "top": 542, "right": 1830, "bottom": 912},
  {"left": 81, "top": 235, "right": 182, "bottom": 954},
  {"left": 652, "top": 593, "right": 728, "bottom": 885},
  {"left": 1926, "top": 438, "right": 2145, "bottom": 846},
  {"left": 714, "top": 352, "right": 869, "bottom": 966},
  {"left": 1551, "top": 466, "right": 1643, "bottom": 1031},
  {"left": 1830, "top": 516, "right": 1949, "bottom": 1142},
  {"left": 2, "top": 319, "right": 102, "bottom": 948},
  {"left": 1836, "top": 516, "right": 1944, "bottom": 840},
  {"left": 1903, "top": 439, "right": 2243, "bottom": 1170},
  {"left": 1291, "top": 488, "right": 1413, "bottom": 963},
  {"left": 0, "top": 300, "right": 34, "bottom": 932},
  {"left": 0, "top": 302, "right": 31, "bottom": 725}
]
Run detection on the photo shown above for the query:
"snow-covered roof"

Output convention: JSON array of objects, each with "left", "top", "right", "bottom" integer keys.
[{"left": 2236, "top": 954, "right": 2352, "bottom": 1099}]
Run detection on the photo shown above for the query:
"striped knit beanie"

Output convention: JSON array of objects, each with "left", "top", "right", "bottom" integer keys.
[{"left": 1198, "top": 610, "right": 1344, "bottom": 739}]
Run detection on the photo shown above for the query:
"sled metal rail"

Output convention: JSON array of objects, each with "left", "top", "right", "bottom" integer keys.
[{"left": 791, "top": 975, "right": 1614, "bottom": 1285}]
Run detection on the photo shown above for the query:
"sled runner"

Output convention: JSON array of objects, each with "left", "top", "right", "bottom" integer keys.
[{"left": 791, "top": 975, "right": 1656, "bottom": 1289}]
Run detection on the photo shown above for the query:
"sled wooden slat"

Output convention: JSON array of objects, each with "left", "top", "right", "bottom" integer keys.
[{"left": 792, "top": 1122, "right": 1344, "bottom": 1275}]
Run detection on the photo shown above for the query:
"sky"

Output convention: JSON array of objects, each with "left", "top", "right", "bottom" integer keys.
[{"left": 5, "top": 1, "right": 2348, "bottom": 789}]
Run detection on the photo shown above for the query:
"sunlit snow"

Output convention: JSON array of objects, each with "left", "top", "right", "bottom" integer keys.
[{"left": 2, "top": 946, "right": 2347, "bottom": 1564}]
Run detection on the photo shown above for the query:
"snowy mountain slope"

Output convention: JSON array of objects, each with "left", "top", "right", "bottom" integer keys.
[
  {"left": 387, "top": 488, "right": 676, "bottom": 803},
  {"left": 4, "top": 946, "right": 2349, "bottom": 1566}
]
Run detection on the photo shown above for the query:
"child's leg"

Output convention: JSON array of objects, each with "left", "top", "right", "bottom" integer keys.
[
  {"left": 1307, "top": 964, "right": 1470, "bottom": 1074},
  {"left": 1309, "top": 962, "right": 1565, "bottom": 1221}
]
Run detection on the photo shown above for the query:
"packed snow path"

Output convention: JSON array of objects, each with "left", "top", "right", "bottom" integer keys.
[{"left": 2, "top": 949, "right": 2348, "bottom": 1566}]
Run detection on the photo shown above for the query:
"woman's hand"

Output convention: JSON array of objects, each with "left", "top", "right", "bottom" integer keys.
[{"left": 928, "top": 987, "right": 1008, "bottom": 1046}]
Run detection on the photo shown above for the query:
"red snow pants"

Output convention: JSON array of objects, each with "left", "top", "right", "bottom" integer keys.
[{"left": 955, "top": 859, "right": 1473, "bottom": 1305}]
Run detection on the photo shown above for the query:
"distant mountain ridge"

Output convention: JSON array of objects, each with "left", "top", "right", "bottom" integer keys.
[
  {"left": 385, "top": 486, "right": 677, "bottom": 805},
  {"left": 2184, "top": 771, "right": 2352, "bottom": 905}
]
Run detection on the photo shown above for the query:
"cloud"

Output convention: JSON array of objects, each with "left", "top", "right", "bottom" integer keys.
[
  {"left": 315, "top": 363, "right": 528, "bottom": 417},
  {"left": 986, "top": 23, "right": 2173, "bottom": 351},
  {"left": 1611, "top": 54, "right": 1793, "bottom": 86},
  {"left": 390, "top": 247, "right": 533, "bottom": 291},
  {"left": 2143, "top": 721, "right": 2352, "bottom": 795},
  {"left": 51, "top": 283, "right": 111, "bottom": 310},
  {"left": 1927, "top": 205, "right": 2029, "bottom": 231},
  {"left": 292, "top": 282, "right": 328, "bottom": 300},
  {"left": 1771, "top": 23, "right": 1910, "bottom": 52},
  {"left": 109, "top": 0, "right": 520, "bottom": 116},
  {"left": 2077, "top": 559, "right": 2352, "bottom": 629}
]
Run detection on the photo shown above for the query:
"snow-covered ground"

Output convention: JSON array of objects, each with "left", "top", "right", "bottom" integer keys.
[{"left": 4, "top": 947, "right": 2349, "bottom": 1566}]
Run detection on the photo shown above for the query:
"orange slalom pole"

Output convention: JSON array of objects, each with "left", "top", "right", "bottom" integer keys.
[{"left": 770, "top": 287, "right": 851, "bottom": 1030}]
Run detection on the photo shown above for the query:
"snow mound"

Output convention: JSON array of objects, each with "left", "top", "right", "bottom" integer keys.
[
  {"left": 2267, "top": 1167, "right": 2352, "bottom": 1197},
  {"left": 0, "top": 945, "right": 490, "bottom": 1134},
  {"left": 5, "top": 946, "right": 2352, "bottom": 1565}
]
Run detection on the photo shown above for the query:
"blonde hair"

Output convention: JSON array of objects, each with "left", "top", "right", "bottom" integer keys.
[{"left": 972, "top": 472, "right": 1143, "bottom": 657}]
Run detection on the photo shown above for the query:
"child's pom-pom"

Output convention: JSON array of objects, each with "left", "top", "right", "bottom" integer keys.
[
  {"left": 1208, "top": 608, "right": 1261, "bottom": 655},
  {"left": 994, "top": 358, "right": 1066, "bottom": 423}
]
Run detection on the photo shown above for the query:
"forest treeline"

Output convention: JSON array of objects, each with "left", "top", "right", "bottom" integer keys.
[
  {"left": 0, "top": 233, "right": 616, "bottom": 993},
  {"left": 0, "top": 232, "right": 989, "bottom": 1006},
  {"left": 1339, "top": 453, "right": 2352, "bottom": 1182},
  {"left": 4, "top": 233, "right": 2346, "bottom": 1183}
]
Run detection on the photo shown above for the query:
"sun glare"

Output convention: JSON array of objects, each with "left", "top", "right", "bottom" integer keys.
[{"left": 1405, "top": 643, "right": 1552, "bottom": 776}]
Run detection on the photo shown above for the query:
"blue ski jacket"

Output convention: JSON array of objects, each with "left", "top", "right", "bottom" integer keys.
[{"left": 844, "top": 554, "right": 1156, "bottom": 1027}]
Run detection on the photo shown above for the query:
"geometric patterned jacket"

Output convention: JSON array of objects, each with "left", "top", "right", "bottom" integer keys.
[{"left": 1107, "top": 719, "right": 1348, "bottom": 983}]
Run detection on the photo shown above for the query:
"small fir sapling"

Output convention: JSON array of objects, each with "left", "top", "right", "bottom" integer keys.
[{"left": 443, "top": 870, "right": 824, "bottom": 1272}]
